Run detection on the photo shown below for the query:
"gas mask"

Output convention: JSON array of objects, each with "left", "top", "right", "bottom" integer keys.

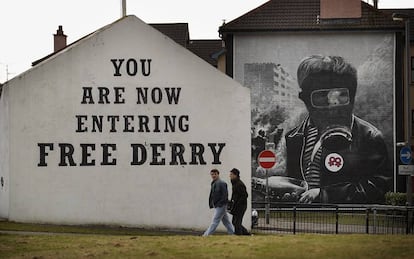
[{"left": 301, "top": 87, "right": 353, "bottom": 151}]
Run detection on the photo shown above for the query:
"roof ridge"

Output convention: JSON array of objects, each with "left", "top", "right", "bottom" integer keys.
[
  {"left": 219, "top": 0, "right": 403, "bottom": 33},
  {"left": 219, "top": 0, "right": 273, "bottom": 30}
]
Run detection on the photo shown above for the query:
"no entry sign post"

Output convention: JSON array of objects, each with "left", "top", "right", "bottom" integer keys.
[{"left": 258, "top": 150, "right": 277, "bottom": 224}]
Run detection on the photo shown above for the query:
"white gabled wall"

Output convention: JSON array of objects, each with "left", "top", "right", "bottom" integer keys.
[
  {"left": 0, "top": 85, "right": 10, "bottom": 219},
  {"left": 3, "top": 16, "right": 251, "bottom": 230}
]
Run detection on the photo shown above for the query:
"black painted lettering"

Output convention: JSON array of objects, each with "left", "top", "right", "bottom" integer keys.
[
  {"left": 150, "top": 144, "right": 165, "bottom": 165},
  {"left": 138, "top": 116, "right": 150, "bottom": 132},
  {"left": 123, "top": 115, "right": 135, "bottom": 132},
  {"left": 38, "top": 143, "right": 54, "bottom": 167},
  {"left": 179, "top": 115, "right": 189, "bottom": 132},
  {"left": 114, "top": 87, "right": 125, "bottom": 104},
  {"left": 81, "top": 87, "right": 94, "bottom": 104},
  {"left": 151, "top": 87, "right": 162, "bottom": 104},
  {"left": 208, "top": 143, "right": 226, "bottom": 165},
  {"left": 127, "top": 58, "right": 138, "bottom": 76},
  {"left": 141, "top": 59, "right": 151, "bottom": 76},
  {"left": 107, "top": 115, "right": 120, "bottom": 132},
  {"left": 98, "top": 87, "right": 110, "bottom": 104},
  {"left": 59, "top": 143, "right": 76, "bottom": 166},
  {"left": 101, "top": 144, "right": 117, "bottom": 165},
  {"left": 170, "top": 143, "right": 187, "bottom": 165},
  {"left": 165, "top": 87, "right": 181, "bottom": 104},
  {"left": 111, "top": 59, "right": 124, "bottom": 76},
  {"left": 164, "top": 116, "right": 176, "bottom": 132},
  {"left": 76, "top": 115, "right": 88, "bottom": 132},
  {"left": 136, "top": 87, "right": 148, "bottom": 104},
  {"left": 153, "top": 115, "right": 160, "bottom": 132},
  {"left": 80, "top": 144, "right": 95, "bottom": 166},
  {"left": 92, "top": 115, "right": 103, "bottom": 132},
  {"left": 190, "top": 143, "right": 206, "bottom": 165},
  {"left": 131, "top": 144, "right": 147, "bottom": 165}
]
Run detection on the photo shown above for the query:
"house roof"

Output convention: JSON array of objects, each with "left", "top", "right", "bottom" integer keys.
[
  {"left": 32, "top": 31, "right": 94, "bottom": 66},
  {"left": 32, "top": 22, "right": 222, "bottom": 68},
  {"left": 187, "top": 40, "right": 223, "bottom": 67},
  {"left": 33, "top": 23, "right": 191, "bottom": 67},
  {"left": 219, "top": 0, "right": 403, "bottom": 33},
  {"left": 149, "top": 23, "right": 190, "bottom": 47},
  {"left": 381, "top": 9, "right": 414, "bottom": 42}
]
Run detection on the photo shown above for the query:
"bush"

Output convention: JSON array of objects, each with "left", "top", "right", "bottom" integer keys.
[{"left": 385, "top": 192, "right": 412, "bottom": 206}]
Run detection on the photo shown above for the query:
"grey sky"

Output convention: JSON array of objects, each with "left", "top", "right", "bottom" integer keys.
[{"left": 1, "top": 0, "right": 413, "bottom": 83}]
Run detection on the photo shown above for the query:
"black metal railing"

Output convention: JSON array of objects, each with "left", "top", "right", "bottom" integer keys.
[{"left": 251, "top": 202, "right": 414, "bottom": 235}]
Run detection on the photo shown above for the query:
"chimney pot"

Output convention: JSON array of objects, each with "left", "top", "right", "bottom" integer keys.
[
  {"left": 54, "top": 25, "right": 67, "bottom": 52},
  {"left": 320, "top": 0, "right": 361, "bottom": 19}
]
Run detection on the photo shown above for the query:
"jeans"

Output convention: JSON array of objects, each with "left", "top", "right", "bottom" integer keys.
[{"left": 203, "top": 206, "right": 234, "bottom": 236}]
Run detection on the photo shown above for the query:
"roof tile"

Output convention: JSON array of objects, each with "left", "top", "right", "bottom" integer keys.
[
  {"left": 150, "top": 23, "right": 190, "bottom": 47},
  {"left": 187, "top": 40, "right": 223, "bottom": 67},
  {"left": 220, "top": 0, "right": 403, "bottom": 33}
]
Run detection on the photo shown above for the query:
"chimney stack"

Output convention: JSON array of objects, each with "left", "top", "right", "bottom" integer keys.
[
  {"left": 54, "top": 25, "right": 67, "bottom": 52},
  {"left": 320, "top": 0, "right": 361, "bottom": 19}
]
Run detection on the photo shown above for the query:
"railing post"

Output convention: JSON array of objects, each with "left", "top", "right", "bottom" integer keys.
[
  {"left": 408, "top": 208, "right": 413, "bottom": 234},
  {"left": 365, "top": 208, "right": 370, "bottom": 234},
  {"left": 293, "top": 206, "right": 296, "bottom": 235},
  {"left": 373, "top": 207, "right": 377, "bottom": 234},
  {"left": 406, "top": 208, "right": 410, "bottom": 235},
  {"left": 265, "top": 201, "right": 270, "bottom": 225},
  {"left": 335, "top": 207, "right": 339, "bottom": 234}
]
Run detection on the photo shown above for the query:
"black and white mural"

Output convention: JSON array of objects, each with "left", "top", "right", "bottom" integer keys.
[{"left": 234, "top": 33, "right": 395, "bottom": 204}]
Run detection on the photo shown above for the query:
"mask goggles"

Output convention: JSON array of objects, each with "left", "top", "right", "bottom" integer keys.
[{"left": 310, "top": 88, "right": 350, "bottom": 108}]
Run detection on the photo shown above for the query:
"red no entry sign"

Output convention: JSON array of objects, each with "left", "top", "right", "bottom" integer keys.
[{"left": 258, "top": 150, "right": 277, "bottom": 169}]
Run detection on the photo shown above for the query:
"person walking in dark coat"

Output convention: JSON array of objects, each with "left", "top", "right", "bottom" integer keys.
[
  {"left": 229, "top": 168, "right": 250, "bottom": 235},
  {"left": 203, "top": 169, "right": 234, "bottom": 236}
]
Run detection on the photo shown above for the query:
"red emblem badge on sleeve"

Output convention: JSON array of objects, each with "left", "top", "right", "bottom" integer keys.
[{"left": 325, "top": 153, "right": 344, "bottom": 173}]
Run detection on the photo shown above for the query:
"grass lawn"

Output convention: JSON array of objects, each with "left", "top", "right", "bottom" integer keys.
[
  {"left": 1, "top": 222, "right": 414, "bottom": 258},
  {"left": 1, "top": 233, "right": 414, "bottom": 259}
]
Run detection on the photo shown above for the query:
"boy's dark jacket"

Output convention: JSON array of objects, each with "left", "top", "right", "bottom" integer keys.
[{"left": 286, "top": 115, "right": 391, "bottom": 204}]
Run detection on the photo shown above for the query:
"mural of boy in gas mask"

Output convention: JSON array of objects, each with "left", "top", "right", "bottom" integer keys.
[{"left": 285, "top": 55, "right": 391, "bottom": 204}]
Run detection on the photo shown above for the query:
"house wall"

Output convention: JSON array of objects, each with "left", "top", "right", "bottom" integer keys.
[
  {"left": 0, "top": 16, "right": 251, "bottom": 230},
  {"left": 0, "top": 85, "right": 10, "bottom": 218},
  {"left": 234, "top": 31, "right": 395, "bottom": 204},
  {"left": 217, "top": 54, "right": 226, "bottom": 73}
]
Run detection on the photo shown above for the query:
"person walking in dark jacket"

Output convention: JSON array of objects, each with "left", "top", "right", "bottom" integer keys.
[
  {"left": 203, "top": 169, "right": 234, "bottom": 236},
  {"left": 229, "top": 168, "right": 250, "bottom": 235}
]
